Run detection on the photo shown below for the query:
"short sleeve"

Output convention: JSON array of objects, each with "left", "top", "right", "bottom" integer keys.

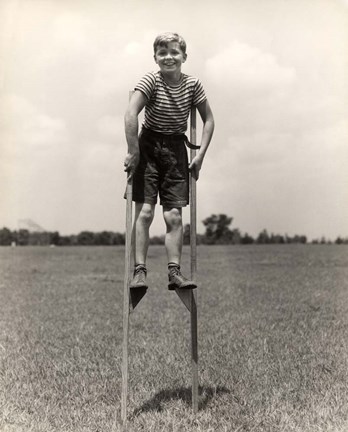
[
  {"left": 134, "top": 72, "right": 156, "bottom": 100},
  {"left": 193, "top": 79, "right": 207, "bottom": 106}
]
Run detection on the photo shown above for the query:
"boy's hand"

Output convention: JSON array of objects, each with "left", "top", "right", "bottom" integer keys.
[
  {"left": 189, "top": 155, "right": 203, "bottom": 180},
  {"left": 124, "top": 152, "right": 140, "bottom": 180}
]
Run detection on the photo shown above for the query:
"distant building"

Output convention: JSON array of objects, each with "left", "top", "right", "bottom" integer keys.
[{"left": 17, "top": 219, "right": 49, "bottom": 245}]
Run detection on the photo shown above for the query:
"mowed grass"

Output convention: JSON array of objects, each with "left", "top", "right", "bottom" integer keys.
[{"left": 1, "top": 245, "right": 348, "bottom": 432}]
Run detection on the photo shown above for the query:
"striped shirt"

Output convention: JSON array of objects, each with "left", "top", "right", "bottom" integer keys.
[{"left": 135, "top": 71, "right": 206, "bottom": 134}]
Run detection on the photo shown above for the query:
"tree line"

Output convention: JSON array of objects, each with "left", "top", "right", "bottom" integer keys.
[
  {"left": 0, "top": 214, "right": 347, "bottom": 246},
  {"left": 187, "top": 214, "right": 347, "bottom": 245},
  {"left": 0, "top": 228, "right": 125, "bottom": 246}
]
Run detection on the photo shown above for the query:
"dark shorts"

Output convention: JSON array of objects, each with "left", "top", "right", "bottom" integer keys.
[{"left": 132, "top": 128, "right": 189, "bottom": 207}]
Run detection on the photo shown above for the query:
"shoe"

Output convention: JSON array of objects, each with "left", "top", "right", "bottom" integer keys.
[
  {"left": 168, "top": 265, "right": 197, "bottom": 290},
  {"left": 129, "top": 265, "right": 148, "bottom": 289}
]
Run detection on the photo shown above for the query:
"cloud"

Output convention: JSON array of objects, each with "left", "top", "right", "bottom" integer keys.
[
  {"left": 202, "top": 40, "right": 298, "bottom": 144},
  {"left": 0, "top": 94, "right": 70, "bottom": 186},
  {"left": 197, "top": 36, "right": 347, "bottom": 237},
  {"left": 0, "top": 94, "right": 69, "bottom": 162},
  {"left": 205, "top": 40, "right": 296, "bottom": 93},
  {"left": 52, "top": 12, "right": 92, "bottom": 53},
  {"left": 0, "top": 94, "right": 72, "bottom": 228},
  {"left": 88, "top": 30, "right": 158, "bottom": 97},
  {"left": 0, "top": 92, "right": 128, "bottom": 233},
  {"left": 96, "top": 114, "right": 124, "bottom": 139}
]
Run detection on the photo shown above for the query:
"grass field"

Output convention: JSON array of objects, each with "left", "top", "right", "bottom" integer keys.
[{"left": 1, "top": 245, "right": 348, "bottom": 432}]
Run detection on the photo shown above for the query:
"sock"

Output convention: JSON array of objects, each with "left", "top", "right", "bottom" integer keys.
[
  {"left": 134, "top": 263, "right": 147, "bottom": 273},
  {"left": 168, "top": 262, "right": 180, "bottom": 274}
]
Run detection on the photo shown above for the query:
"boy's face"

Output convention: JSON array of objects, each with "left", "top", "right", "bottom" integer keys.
[{"left": 154, "top": 42, "right": 187, "bottom": 75}]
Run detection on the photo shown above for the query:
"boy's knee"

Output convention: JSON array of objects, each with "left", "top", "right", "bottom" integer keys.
[
  {"left": 137, "top": 205, "right": 154, "bottom": 226},
  {"left": 164, "top": 208, "right": 182, "bottom": 229}
]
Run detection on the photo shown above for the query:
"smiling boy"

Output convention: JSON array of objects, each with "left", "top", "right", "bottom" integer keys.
[{"left": 124, "top": 32, "right": 214, "bottom": 291}]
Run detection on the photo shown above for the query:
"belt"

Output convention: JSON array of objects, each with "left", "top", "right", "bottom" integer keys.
[{"left": 141, "top": 127, "right": 200, "bottom": 150}]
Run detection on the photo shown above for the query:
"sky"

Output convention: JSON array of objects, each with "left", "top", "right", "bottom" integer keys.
[{"left": 0, "top": 0, "right": 347, "bottom": 241}]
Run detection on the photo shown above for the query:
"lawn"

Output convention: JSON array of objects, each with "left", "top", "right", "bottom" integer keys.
[{"left": 1, "top": 245, "right": 348, "bottom": 431}]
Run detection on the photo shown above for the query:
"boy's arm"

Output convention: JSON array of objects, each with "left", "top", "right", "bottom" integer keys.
[
  {"left": 189, "top": 99, "right": 215, "bottom": 180},
  {"left": 124, "top": 90, "right": 147, "bottom": 178}
]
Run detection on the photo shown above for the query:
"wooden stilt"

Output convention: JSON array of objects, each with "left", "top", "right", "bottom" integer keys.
[
  {"left": 121, "top": 180, "right": 132, "bottom": 425},
  {"left": 121, "top": 179, "right": 132, "bottom": 427},
  {"left": 175, "top": 106, "right": 199, "bottom": 413},
  {"left": 189, "top": 107, "right": 199, "bottom": 413},
  {"left": 121, "top": 91, "right": 136, "bottom": 427}
]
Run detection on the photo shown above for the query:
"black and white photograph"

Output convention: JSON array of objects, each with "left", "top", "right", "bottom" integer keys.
[{"left": 1, "top": 0, "right": 348, "bottom": 431}]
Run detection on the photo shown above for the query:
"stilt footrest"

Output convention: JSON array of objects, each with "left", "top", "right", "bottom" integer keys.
[
  {"left": 129, "top": 287, "right": 147, "bottom": 311},
  {"left": 175, "top": 288, "right": 195, "bottom": 312}
]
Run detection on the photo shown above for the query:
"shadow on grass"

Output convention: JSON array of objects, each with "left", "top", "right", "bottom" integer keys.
[{"left": 133, "top": 385, "right": 230, "bottom": 415}]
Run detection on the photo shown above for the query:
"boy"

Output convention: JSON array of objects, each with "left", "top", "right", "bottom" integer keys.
[{"left": 124, "top": 32, "right": 214, "bottom": 291}]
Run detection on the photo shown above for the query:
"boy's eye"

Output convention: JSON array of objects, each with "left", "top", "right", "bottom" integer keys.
[{"left": 156, "top": 49, "right": 180, "bottom": 56}]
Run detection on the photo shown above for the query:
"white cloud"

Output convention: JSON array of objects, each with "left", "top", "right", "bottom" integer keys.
[
  {"left": 52, "top": 12, "right": 92, "bottom": 53},
  {"left": 0, "top": 94, "right": 69, "bottom": 160},
  {"left": 0, "top": 94, "right": 70, "bottom": 182},
  {"left": 80, "top": 141, "right": 124, "bottom": 177},
  {"left": 0, "top": 94, "right": 73, "bottom": 228},
  {"left": 124, "top": 41, "right": 141, "bottom": 55},
  {"left": 88, "top": 30, "right": 158, "bottom": 97},
  {"left": 205, "top": 40, "right": 296, "bottom": 92},
  {"left": 96, "top": 114, "right": 124, "bottom": 139},
  {"left": 0, "top": 92, "right": 128, "bottom": 233}
]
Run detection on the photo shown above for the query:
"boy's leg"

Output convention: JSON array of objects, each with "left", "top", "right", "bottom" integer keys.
[
  {"left": 130, "top": 202, "right": 155, "bottom": 288},
  {"left": 133, "top": 202, "right": 155, "bottom": 264},
  {"left": 163, "top": 206, "right": 196, "bottom": 290},
  {"left": 163, "top": 207, "right": 183, "bottom": 264}
]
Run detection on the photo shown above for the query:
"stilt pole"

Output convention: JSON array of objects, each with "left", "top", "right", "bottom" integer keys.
[
  {"left": 121, "top": 93, "right": 134, "bottom": 427},
  {"left": 190, "top": 106, "right": 199, "bottom": 413},
  {"left": 121, "top": 176, "right": 132, "bottom": 426},
  {"left": 121, "top": 178, "right": 132, "bottom": 426},
  {"left": 175, "top": 107, "right": 199, "bottom": 412}
]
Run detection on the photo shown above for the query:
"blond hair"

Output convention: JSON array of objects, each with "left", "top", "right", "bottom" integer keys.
[{"left": 153, "top": 32, "right": 187, "bottom": 54}]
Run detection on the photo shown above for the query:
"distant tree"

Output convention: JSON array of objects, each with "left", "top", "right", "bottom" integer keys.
[
  {"left": 241, "top": 232, "right": 254, "bottom": 244},
  {"left": 335, "top": 236, "right": 348, "bottom": 245},
  {"left": 0, "top": 227, "right": 13, "bottom": 245},
  {"left": 202, "top": 214, "right": 233, "bottom": 244},
  {"left": 77, "top": 231, "right": 95, "bottom": 245},
  {"left": 230, "top": 228, "right": 242, "bottom": 244},
  {"left": 16, "top": 229, "right": 30, "bottom": 246},
  {"left": 58, "top": 236, "right": 72, "bottom": 246},
  {"left": 196, "top": 233, "right": 204, "bottom": 245},
  {"left": 296, "top": 235, "right": 307, "bottom": 244},
  {"left": 183, "top": 224, "right": 190, "bottom": 245},
  {"left": 71, "top": 235, "right": 79, "bottom": 245},
  {"left": 149, "top": 235, "right": 165, "bottom": 245},
  {"left": 257, "top": 229, "right": 270, "bottom": 244},
  {"left": 49, "top": 231, "right": 61, "bottom": 246},
  {"left": 112, "top": 232, "right": 125, "bottom": 245},
  {"left": 94, "top": 231, "right": 114, "bottom": 245},
  {"left": 270, "top": 234, "right": 285, "bottom": 244},
  {"left": 28, "top": 232, "right": 47, "bottom": 245}
]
